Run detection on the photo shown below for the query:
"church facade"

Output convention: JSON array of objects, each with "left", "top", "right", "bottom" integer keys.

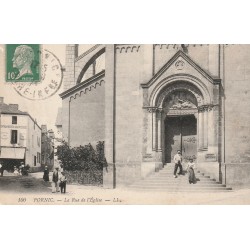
[{"left": 60, "top": 44, "right": 250, "bottom": 189}]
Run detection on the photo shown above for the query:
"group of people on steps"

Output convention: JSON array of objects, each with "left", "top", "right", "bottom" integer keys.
[{"left": 173, "top": 150, "right": 197, "bottom": 184}]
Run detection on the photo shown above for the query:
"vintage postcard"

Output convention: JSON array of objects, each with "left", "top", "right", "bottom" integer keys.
[{"left": 0, "top": 44, "right": 250, "bottom": 205}]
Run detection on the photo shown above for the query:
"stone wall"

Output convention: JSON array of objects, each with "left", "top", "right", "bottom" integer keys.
[
  {"left": 68, "top": 82, "right": 105, "bottom": 147},
  {"left": 115, "top": 45, "right": 143, "bottom": 164},
  {"left": 224, "top": 45, "right": 250, "bottom": 164},
  {"left": 222, "top": 45, "right": 250, "bottom": 187}
]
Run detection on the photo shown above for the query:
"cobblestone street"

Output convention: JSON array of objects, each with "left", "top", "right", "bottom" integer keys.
[{"left": 0, "top": 172, "right": 52, "bottom": 193}]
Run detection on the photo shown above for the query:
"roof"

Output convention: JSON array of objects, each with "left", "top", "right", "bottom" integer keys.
[
  {"left": 0, "top": 102, "right": 42, "bottom": 130},
  {"left": 0, "top": 103, "right": 27, "bottom": 115},
  {"left": 55, "top": 107, "right": 62, "bottom": 126}
]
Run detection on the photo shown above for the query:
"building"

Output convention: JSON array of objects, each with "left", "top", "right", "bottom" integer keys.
[
  {"left": 54, "top": 107, "right": 63, "bottom": 169},
  {"left": 41, "top": 125, "right": 54, "bottom": 170},
  {"left": 60, "top": 44, "right": 250, "bottom": 189},
  {"left": 0, "top": 97, "right": 41, "bottom": 171}
]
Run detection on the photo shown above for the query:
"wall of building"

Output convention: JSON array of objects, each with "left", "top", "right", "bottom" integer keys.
[
  {"left": 113, "top": 45, "right": 144, "bottom": 186},
  {"left": 68, "top": 83, "right": 105, "bottom": 147},
  {"left": 0, "top": 113, "right": 41, "bottom": 171},
  {"left": 62, "top": 44, "right": 250, "bottom": 189},
  {"left": 224, "top": 44, "right": 250, "bottom": 188},
  {"left": 0, "top": 114, "right": 28, "bottom": 147},
  {"left": 26, "top": 117, "right": 41, "bottom": 170}
]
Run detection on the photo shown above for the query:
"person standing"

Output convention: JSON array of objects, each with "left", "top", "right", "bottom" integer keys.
[
  {"left": 186, "top": 158, "right": 196, "bottom": 184},
  {"left": 52, "top": 167, "right": 59, "bottom": 193},
  {"left": 0, "top": 162, "right": 4, "bottom": 177},
  {"left": 14, "top": 166, "right": 19, "bottom": 176},
  {"left": 173, "top": 150, "right": 183, "bottom": 178},
  {"left": 59, "top": 172, "right": 67, "bottom": 194},
  {"left": 43, "top": 166, "right": 50, "bottom": 182},
  {"left": 19, "top": 162, "right": 24, "bottom": 176}
]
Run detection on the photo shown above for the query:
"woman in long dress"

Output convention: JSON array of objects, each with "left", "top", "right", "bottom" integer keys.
[
  {"left": 43, "top": 166, "right": 50, "bottom": 182},
  {"left": 186, "top": 159, "right": 196, "bottom": 184}
]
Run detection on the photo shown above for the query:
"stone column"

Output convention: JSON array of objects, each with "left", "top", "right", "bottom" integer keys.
[
  {"left": 203, "top": 107, "right": 208, "bottom": 149},
  {"left": 157, "top": 110, "right": 162, "bottom": 152},
  {"left": 198, "top": 109, "right": 203, "bottom": 149},
  {"left": 209, "top": 45, "right": 220, "bottom": 77},
  {"left": 103, "top": 45, "right": 116, "bottom": 188},
  {"left": 152, "top": 109, "right": 157, "bottom": 151},
  {"left": 63, "top": 44, "right": 78, "bottom": 91},
  {"left": 208, "top": 106, "right": 214, "bottom": 147}
]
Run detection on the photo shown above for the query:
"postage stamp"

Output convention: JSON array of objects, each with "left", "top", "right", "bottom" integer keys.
[
  {"left": 6, "top": 44, "right": 41, "bottom": 82},
  {"left": 11, "top": 49, "right": 63, "bottom": 100}
]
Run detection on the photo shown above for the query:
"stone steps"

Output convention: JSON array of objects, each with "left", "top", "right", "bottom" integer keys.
[{"left": 129, "top": 165, "right": 232, "bottom": 192}]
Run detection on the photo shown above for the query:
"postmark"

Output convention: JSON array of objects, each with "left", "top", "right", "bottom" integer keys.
[
  {"left": 9, "top": 48, "right": 63, "bottom": 100},
  {"left": 6, "top": 44, "right": 41, "bottom": 82}
]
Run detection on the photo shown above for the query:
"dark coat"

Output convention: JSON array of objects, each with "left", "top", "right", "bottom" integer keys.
[
  {"left": 52, "top": 170, "right": 59, "bottom": 182},
  {"left": 43, "top": 169, "right": 49, "bottom": 181}
]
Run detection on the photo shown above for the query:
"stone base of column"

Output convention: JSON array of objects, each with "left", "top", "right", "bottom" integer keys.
[
  {"left": 141, "top": 162, "right": 156, "bottom": 179},
  {"left": 155, "top": 162, "right": 163, "bottom": 172},
  {"left": 197, "top": 162, "right": 220, "bottom": 182},
  {"left": 141, "top": 161, "right": 163, "bottom": 178}
]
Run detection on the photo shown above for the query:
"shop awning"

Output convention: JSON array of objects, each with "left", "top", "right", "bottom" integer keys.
[{"left": 0, "top": 147, "right": 25, "bottom": 159}]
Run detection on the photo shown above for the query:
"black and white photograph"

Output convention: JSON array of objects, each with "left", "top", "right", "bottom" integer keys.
[{"left": 1, "top": 43, "right": 250, "bottom": 204}]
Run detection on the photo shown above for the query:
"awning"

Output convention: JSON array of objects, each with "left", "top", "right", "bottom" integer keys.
[{"left": 0, "top": 147, "right": 25, "bottom": 159}]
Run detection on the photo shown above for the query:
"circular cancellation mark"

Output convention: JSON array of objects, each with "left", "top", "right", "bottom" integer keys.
[{"left": 11, "top": 49, "right": 63, "bottom": 101}]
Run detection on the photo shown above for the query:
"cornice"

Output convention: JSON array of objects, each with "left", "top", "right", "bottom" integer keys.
[{"left": 60, "top": 70, "right": 105, "bottom": 99}]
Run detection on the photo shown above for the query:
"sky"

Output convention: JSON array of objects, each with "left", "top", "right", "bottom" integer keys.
[{"left": 0, "top": 44, "right": 94, "bottom": 132}]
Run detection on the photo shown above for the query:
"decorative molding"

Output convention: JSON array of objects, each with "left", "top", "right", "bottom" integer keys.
[
  {"left": 198, "top": 104, "right": 215, "bottom": 112},
  {"left": 145, "top": 107, "right": 163, "bottom": 113},
  {"left": 70, "top": 79, "right": 105, "bottom": 100},
  {"left": 172, "top": 99, "right": 195, "bottom": 109},
  {"left": 156, "top": 81, "right": 203, "bottom": 107},
  {"left": 60, "top": 70, "right": 105, "bottom": 99},
  {"left": 153, "top": 44, "right": 209, "bottom": 50},
  {"left": 167, "top": 109, "right": 197, "bottom": 116},
  {"left": 141, "top": 50, "right": 220, "bottom": 90},
  {"left": 116, "top": 45, "right": 141, "bottom": 53},
  {"left": 175, "top": 60, "right": 185, "bottom": 70}
]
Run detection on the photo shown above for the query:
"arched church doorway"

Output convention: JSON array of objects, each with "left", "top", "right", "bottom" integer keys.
[
  {"left": 165, "top": 115, "right": 197, "bottom": 163},
  {"left": 162, "top": 89, "right": 198, "bottom": 164}
]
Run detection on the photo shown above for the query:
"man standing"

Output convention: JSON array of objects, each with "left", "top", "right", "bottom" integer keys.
[
  {"left": 173, "top": 150, "right": 183, "bottom": 178},
  {"left": 52, "top": 167, "right": 59, "bottom": 193}
]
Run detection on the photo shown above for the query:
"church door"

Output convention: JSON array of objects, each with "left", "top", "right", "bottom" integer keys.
[{"left": 165, "top": 115, "right": 197, "bottom": 163}]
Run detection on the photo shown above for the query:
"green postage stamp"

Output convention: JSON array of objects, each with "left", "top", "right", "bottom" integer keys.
[{"left": 6, "top": 44, "right": 41, "bottom": 82}]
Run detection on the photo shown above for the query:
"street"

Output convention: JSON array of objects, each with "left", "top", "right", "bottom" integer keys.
[{"left": 1, "top": 171, "right": 250, "bottom": 205}]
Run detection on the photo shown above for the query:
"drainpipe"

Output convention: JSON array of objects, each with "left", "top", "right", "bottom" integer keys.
[
  {"left": 113, "top": 46, "right": 117, "bottom": 188},
  {"left": 68, "top": 99, "right": 71, "bottom": 147}
]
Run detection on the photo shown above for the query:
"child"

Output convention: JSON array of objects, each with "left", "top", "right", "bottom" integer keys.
[
  {"left": 59, "top": 172, "right": 67, "bottom": 194},
  {"left": 14, "top": 166, "right": 19, "bottom": 176},
  {"left": 186, "top": 158, "right": 196, "bottom": 184}
]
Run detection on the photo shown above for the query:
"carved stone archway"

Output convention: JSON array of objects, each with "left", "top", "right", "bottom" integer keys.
[{"left": 143, "top": 79, "right": 217, "bottom": 172}]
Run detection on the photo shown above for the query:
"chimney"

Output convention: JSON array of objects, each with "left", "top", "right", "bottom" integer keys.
[
  {"left": 0, "top": 97, "right": 4, "bottom": 104},
  {"left": 9, "top": 104, "right": 19, "bottom": 110}
]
